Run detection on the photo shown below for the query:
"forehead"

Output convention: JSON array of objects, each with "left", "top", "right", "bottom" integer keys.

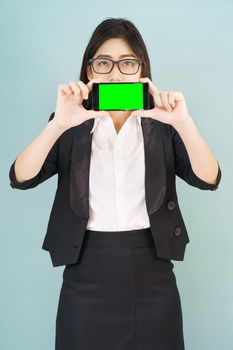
[{"left": 94, "top": 38, "right": 135, "bottom": 57}]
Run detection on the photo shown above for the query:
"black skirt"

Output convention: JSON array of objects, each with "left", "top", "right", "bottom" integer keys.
[{"left": 55, "top": 227, "right": 185, "bottom": 350}]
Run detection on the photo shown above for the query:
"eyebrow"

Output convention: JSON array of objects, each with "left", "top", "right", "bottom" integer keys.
[{"left": 95, "top": 54, "right": 136, "bottom": 59}]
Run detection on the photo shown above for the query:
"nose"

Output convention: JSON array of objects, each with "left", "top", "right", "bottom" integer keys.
[{"left": 108, "top": 63, "right": 123, "bottom": 81}]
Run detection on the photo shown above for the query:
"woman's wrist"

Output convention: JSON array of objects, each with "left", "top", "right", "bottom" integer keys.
[
  {"left": 171, "top": 115, "right": 194, "bottom": 134},
  {"left": 48, "top": 119, "right": 68, "bottom": 136}
]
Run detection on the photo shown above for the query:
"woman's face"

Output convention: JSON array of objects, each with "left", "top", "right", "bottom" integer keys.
[{"left": 86, "top": 38, "right": 142, "bottom": 82}]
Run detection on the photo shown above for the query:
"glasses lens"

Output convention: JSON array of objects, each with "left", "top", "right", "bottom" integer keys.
[
  {"left": 119, "top": 59, "right": 140, "bottom": 74},
  {"left": 92, "top": 58, "right": 141, "bottom": 74},
  {"left": 92, "top": 59, "right": 113, "bottom": 73}
]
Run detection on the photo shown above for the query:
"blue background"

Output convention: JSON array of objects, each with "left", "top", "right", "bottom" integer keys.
[{"left": 1, "top": 0, "right": 232, "bottom": 349}]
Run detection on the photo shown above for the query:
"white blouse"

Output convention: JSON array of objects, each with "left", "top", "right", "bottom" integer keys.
[{"left": 86, "top": 114, "right": 150, "bottom": 231}]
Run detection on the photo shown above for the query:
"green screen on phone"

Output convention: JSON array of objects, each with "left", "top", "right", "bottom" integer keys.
[{"left": 99, "top": 83, "right": 143, "bottom": 110}]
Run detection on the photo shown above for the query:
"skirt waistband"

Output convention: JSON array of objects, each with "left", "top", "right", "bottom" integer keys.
[{"left": 83, "top": 227, "right": 154, "bottom": 248}]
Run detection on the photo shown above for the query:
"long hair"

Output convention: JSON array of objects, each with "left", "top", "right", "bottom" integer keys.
[{"left": 79, "top": 17, "right": 154, "bottom": 109}]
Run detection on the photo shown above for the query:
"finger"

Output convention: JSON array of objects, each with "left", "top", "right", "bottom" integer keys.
[
  {"left": 160, "top": 92, "right": 172, "bottom": 112},
  {"left": 139, "top": 77, "right": 159, "bottom": 93},
  {"left": 131, "top": 107, "right": 173, "bottom": 125},
  {"left": 67, "top": 85, "right": 75, "bottom": 96},
  {"left": 94, "top": 110, "right": 111, "bottom": 118},
  {"left": 173, "top": 91, "right": 184, "bottom": 102},
  {"left": 75, "top": 80, "right": 88, "bottom": 99},
  {"left": 139, "top": 77, "right": 162, "bottom": 108},
  {"left": 152, "top": 91, "right": 163, "bottom": 108},
  {"left": 168, "top": 92, "right": 176, "bottom": 107},
  {"left": 57, "top": 85, "right": 67, "bottom": 95},
  {"left": 131, "top": 109, "right": 156, "bottom": 119},
  {"left": 58, "top": 84, "right": 69, "bottom": 95},
  {"left": 85, "top": 109, "right": 110, "bottom": 120},
  {"left": 68, "top": 81, "right": 81, "bottom": 97},
  {"left": 59, "top": 84, "right": 71, "bottom": 96},
  {"left": 86, "top": 78, "right": 102, "bottom": 92}
]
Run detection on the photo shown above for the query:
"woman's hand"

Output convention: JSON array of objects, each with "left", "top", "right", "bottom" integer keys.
[
  {"left": 52, "top": 78, "right": 110, "bottom": 131},
  {"left": 130, "top": 77, "right": 191, "bottom": 127}
]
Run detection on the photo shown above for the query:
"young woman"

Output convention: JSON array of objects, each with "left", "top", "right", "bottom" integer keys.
[{"left": 9, "top": 17, "right": 221, "bottom": 350}]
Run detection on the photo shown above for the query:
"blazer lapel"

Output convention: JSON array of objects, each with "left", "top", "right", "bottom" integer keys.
[
  {"left": 69, "top": 117, "right": 167, "bottom": 220},
  {"left": 69, "top": 119, "right": 94, "bottom": 219},
  {"left": 141, "top": 118, "right": 166, "bottom": 215}
]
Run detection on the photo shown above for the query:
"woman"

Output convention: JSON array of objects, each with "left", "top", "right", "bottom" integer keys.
[{"left": 9, "top": 17, "right": 221, "bottom": 350}]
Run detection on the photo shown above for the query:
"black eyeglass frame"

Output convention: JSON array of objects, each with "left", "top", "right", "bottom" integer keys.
[{"left": 87, "top": 58, "right": 143, "bottom": 75}]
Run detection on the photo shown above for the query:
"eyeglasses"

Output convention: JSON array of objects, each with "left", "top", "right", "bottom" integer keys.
[{"left": 88, "top": 58, "right": 143, "bottom": 75}]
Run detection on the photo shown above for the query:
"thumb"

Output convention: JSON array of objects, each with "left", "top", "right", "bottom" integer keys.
[
  {"left": 129, "top": 110, "right": 139, "bottom": 117},
  {"left": 85, "top": 110, "right": 110, "bottom": 119},
  {"left": 94, "top": 110, "right": 111, "bottom": 118}
]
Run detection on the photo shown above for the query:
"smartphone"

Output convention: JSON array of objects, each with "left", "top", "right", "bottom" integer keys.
[{"left": 92, "top": 82, "right": 149, "bottom": 111}]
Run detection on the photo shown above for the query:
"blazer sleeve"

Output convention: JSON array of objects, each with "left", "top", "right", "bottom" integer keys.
[
  {"left": 170, "top": 125, "right": 222, "bottom": 191},
  {"left": 9, "top": 112, "right": 59, "bottom": 190}
]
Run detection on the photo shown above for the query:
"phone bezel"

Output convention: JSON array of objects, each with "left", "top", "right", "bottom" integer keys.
[{"left": 92, "top": 82, "right": 149, "bottom": 111}]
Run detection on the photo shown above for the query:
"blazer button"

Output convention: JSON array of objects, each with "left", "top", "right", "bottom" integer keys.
[
  {"left": 167, "top": 201, "right": 176, "bottom": 210},
  {"left": 174, "top": 227, "right": 182, "bottom": 237}
]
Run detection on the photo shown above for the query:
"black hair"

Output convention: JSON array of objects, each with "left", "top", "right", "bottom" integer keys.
[{"left": 79, "top": 17, "right": 154, "bottom": 109}]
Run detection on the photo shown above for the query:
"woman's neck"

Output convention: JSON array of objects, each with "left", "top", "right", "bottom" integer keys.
[{"left": 108, "top": 110, "right": 132, "bottom": 134}]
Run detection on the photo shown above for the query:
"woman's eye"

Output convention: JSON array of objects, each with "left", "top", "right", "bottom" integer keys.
[
  {"left": 97, "top": 60, "right": 109, "bottom": 66},
  {"left": 122, "top": 60, "right": 135, "bottom": 66}
]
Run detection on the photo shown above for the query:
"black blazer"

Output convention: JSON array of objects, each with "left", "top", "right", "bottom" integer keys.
[{"left": 9, "top": 112, "right": 221, "bottom": 267}]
